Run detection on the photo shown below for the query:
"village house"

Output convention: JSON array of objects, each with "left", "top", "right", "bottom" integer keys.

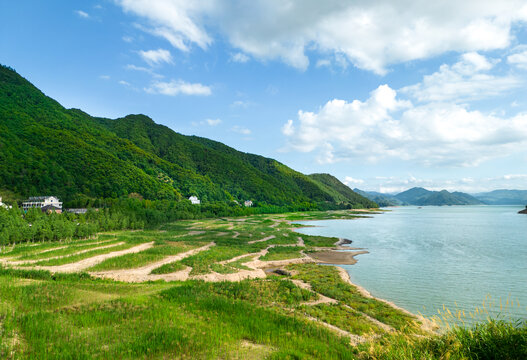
[
  {"left": 0, "top": 196, "right": 12, "bottom": 209},
  {"left": 244, "top": 200, "right": 253, "bottom": 207},
  {"left": 22, "top": 196, "right": 63, "bottom": 213},
  {"left": 189, "top": 196, "right": 201, "bottom": 205}
]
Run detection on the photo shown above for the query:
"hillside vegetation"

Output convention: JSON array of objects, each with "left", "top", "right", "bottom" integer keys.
[{"left": 0, "top": 65, "right": 374, "bottom": 209}]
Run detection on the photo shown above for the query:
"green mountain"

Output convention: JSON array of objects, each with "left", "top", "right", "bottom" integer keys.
[
  {"left": 308, "top": 174, "right": 377, "bottom": 208},
  {"left": 394, "top": 187, "right": 483, "bottom": 206},
  {"left": 0, "top": 64, "right": 374, "bottom": 208}
]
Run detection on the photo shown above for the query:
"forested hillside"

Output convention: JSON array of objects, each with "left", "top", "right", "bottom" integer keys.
[{"left": 0, "top": 65, "right": 374, "bottom": 209}]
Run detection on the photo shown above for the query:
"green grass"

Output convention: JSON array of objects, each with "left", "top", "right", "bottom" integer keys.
[
  {"left": 357, "top": 319, "right": 527, "bottom": 360},
  {"left": 150, "top": 261, "right": 188, "bottom": 275},
  {"left": 0, "top": 236, "right": 116, "bottom": 258},
  {"left": 301, "top": 234, "right": 341, "bottom": 247},
  {"left": 29, "top": 242, "right": 142, "bottom": 267},
  {"left": 288, "top": 263, "right": 417, "bottom": 331},
  {"left": 227, "top": 256, "right": 253, "bottom": 271},
  {"left": 1, "top": 212, "right": 523, "bottom": 359},
  {"left": 15, "top": 238, "right": 122, "bottom": 261},
  {"left": 260, "top": 246, "right": 304, "bottom": 261},
  {"left": 179, "top": 244, "right": 263, "bottom": 275},
  {"left": 0, "top": 270, "right": 355, "bottom": 359},
  {"left": 87, "top": 242, "right": 196, "bottom": 271},
  {"left": 299, "top": 303, "right": 384, "bottom": 335}
]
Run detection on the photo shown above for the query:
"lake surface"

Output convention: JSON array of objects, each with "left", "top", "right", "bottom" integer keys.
[{"left": 296, "top": 206, "right": 527, "bottom": 321}]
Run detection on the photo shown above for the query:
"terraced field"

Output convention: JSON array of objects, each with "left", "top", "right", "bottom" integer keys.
[{"left": 0, "top": 210, "right": 436, "bottom": 359}]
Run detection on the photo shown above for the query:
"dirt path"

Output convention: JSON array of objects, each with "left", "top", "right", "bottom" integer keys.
[
  {"left": 90, "top": 242, "right": 215, "bottom": 282},
  {"left": 304, "top": 315, "right": 366, "bottom": 346},
  {"left": 33, "top": 242, "right": 155, "bottom": 273},
  {"left": 6, "top": 242, "right": 126, "bottom": 266},
  {"left": 232, "top": 231, "right": 240, "bottom": 239},
  {"left": 247, "top": 235, "right": 276, "bottom": 244},
  {"left": 342, "top": 304, "right": 394, "bottom": 333},
  {"left": 297, "top": 236, "right": 305, "bottom": 246},
  {"left": 291, "top": 279, "right": 337, "bottom": 306}
]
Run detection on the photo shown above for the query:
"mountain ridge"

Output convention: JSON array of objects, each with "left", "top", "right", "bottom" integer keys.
[
  {"left": 0, "top": 64, "right": 375, "bottom": 209},
  {"left": 355, "top": 187, "right": 484, "bottom": 206}
]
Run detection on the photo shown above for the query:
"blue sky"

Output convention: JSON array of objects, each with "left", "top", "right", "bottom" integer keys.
[{"left": 2, "top": 1, "right": 527, "bottom": 193}]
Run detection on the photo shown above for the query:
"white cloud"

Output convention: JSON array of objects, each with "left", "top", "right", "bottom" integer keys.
[
  {"left": 231, "top": 125, "right": 251, "bottom": 135},
  {"left": 344, "top": 176, "right": 364, "bottom": 185},
  {"left": 402, "top": 52, "right": 520, "bottom": 102},
  {"left": 316, "top": 59, "right": 331, "bottom": 68},
  {"left": 145, "top": 79, "right": 212, "bottom": 96},
  {"left": 119, "top": 80, "right": 131, "bottom": 86},
  {"left": 116, "top": 0, "right": 527, "bottom": 73},
  {"left": 205, "top": 118, "right": 222, "bottom": 126},
  {"left": 283, "top": 83, "right": 527, "bottom": 167},
  {"left": 138, "top": 49, "right": 173, "bottom": 65},
  {"left": 125, "top": 64, "right": 163, "bottom": 78},
  {"left": 117, "top": 0, "right": 213, "bottom": 51},
  {"left": 75, "top": 10, "right": 90, "bottom": 18},
  {"left": 99, "top": 75, "right": 111, "bottom": 80},
  {"left": 231, "top": 52, "right": 249, "bottom": 63},
  {"left": 192, "top": 118, "right": 222, "bottom": 127},
  {"left": 230, "top": 100, "right": 254, "bottom": 108},
  {"left": 122, "top": 35, "right": 134, "bottom": 43},
  {"left": 281, "top": 119, "right": 294, "bottom": 136},
  {"left": 508, "top": 49, "right": 527, "bottom": 69}
]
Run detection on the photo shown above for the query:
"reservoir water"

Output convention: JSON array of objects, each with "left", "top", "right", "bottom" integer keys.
[{"left": 296, "top": 206, "right": 527, "bottom": 321}]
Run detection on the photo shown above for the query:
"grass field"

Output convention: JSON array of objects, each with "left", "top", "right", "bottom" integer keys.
[{"left": 0, "top": 210, "right": 525, "bottom": 359}]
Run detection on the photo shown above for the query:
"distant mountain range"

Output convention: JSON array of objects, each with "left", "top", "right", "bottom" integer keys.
[
  {"left": 472, "top": 190, "right": 527, "bottom": 205},
  {"left": 356, "top": 187, "right": 527, "bottom": 206},
  {"left": 353, "top": 189, "right": 406, "bottom": 207},
  {"left": 395, "top": 188, "right": 483, "bottom": 206},
  {"left": 354, "top": 187, "right": 527, "bottom": 206}
]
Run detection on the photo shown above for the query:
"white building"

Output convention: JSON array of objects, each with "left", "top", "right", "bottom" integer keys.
[
  {"left": 244, "top": 200, "right": 253, "bottom": 207},
  {"left": 22, "top": 196, "right": 62, "bottom": 211},
  {"left": 189, "top": 196, "right": 201, "bottom": 205},
  {"left": 0, "top": 196, "right": 11, "bottom": 209}
]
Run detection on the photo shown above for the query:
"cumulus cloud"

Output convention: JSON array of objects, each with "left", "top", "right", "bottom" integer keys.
[
  {"left": 116, "top": 0, "right": 527, "bottom": 73},
  {"left": 508, "top": 49, "right": 527, "bottom": 69},
  {"left": 138, "top": 48, "right": 173, "bottom": 65},
  {"left": 145, "top": 79, "right": 212, "bottom": 96},
  {"left": 283, "top": 81, "right": 527, "bottom": 166},
  {"left": 401, "top": 52, "right": 520, "bottom": 102},
  {"left": 117, "top": 0, "right": 213, "bottom": 51}
]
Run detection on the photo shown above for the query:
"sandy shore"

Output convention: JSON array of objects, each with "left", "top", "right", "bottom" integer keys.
[
  {"left": 308, "top": 249, "right": 368, "bottom": 264},
  {"left": 336, "top": 266, "right": 437, "bottom": 333}
]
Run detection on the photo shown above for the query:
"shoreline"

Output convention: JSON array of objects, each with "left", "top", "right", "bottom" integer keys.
[{"left": 293, "top": 214, "right": 438, "bottom": 332}]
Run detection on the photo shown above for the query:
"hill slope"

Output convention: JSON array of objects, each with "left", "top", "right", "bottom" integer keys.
[
  {"left": 0, "top": 65, "right": 374, "bottom": 208},
  {"left": 308, "top": 174, "right": 377, "bottom": 208},
  {"left": 353, "top": 189, "right": 406, "bottom": 207}
]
